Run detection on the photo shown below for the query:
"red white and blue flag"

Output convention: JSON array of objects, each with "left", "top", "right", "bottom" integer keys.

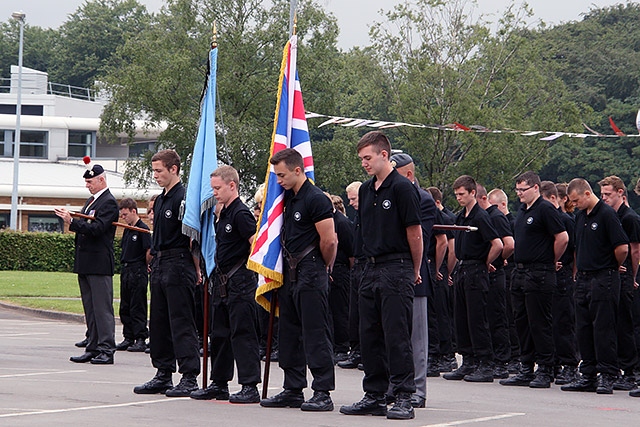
[{"left": 248, "top": 34, "right": 314, "bottom": 312}]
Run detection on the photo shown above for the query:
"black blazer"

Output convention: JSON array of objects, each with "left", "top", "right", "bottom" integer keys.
[{"left": 70, "top": 189, "right": 119, "bottom": 275}]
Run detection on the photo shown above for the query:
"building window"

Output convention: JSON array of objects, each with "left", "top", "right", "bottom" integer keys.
[
  {"left": 68, "top": 130, "right": 94, "bottom": 158},
  {"left": 5, "top": 130, "right": 48, "bottom": 158},
  {"left": 28, "top": 215, "right": 63, "bottom": 233},
  {"left": 129, "top": 141, "right": 156, "bottom": 158},
  {"left": 0, "top": 129, "right": 5, "bottom": 157},
  {"left": 0, "top": 213, "right": 8, "bottom": 230}
]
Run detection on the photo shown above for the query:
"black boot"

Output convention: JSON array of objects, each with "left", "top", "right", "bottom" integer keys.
[
  {"left": 493, "top": 363, "right": 509, "bottom": 379},
  {"left": 443, "top": 358, "right": 476, "bottom": 381},
  {"left": 133, "top": 370, "right": 173, "bottom": 394},
  {"left": 190, "top": 382, "right": 229, "bottom": 400},
  {"left": 500, "top": 363, "right": 535, "bottom": 386},
  {"left": 613, "top": 372, "right": 638, "bottom": 391},
  {"left": 300, "top": 390, "right": 333, "bottom": 412},
  {"left": 229, "top": 384, "right": 260, "bottom": 404},
  {"left": 560, "top": 374, "right": 597, "bottom": 392},
  {"left": 126, "top": 338, "right": 147, "bottom": 352},
  {"left": 387, "top": 392, "right": 415, "bottom": 420},
  {"left": 260, "top": 389, "right": 304, "bottom": 408},
  {"left": 115, "top": 338, "right": 133, "bottom": 351},
  {"left": 339, "top": 393, "right": 387, "bottom": 416},
  {"left": 555, "top": 365, "right": 578, "bottom": 385},
  {"left": 427, "top": 357, "right": 441, "bottom": 377},
  {"left": 338, "top": 351, "right": 361, "bottom": 369},
  {"left": 165, "top": 373, "right": 198, "bottom": 397},
  {"left": 463, "top": 361, "right": 494, "bottom": 383},
  {"left": 529, "top": 365, "right": 553, "bottom": 389},
  {"left": 596, "top": 373, "right": 615, "bottom": 395}
]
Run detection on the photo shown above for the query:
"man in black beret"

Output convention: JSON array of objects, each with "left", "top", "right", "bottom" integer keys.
[{"left": 55, "top": 164, "right": 119, "bottom": 364}]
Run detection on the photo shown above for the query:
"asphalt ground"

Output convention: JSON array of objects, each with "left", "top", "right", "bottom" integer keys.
[{"left": 1, "top": 305, "right": 639, "bottom": 427}]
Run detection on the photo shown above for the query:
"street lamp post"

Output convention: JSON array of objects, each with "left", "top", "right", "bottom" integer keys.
[{"left": 10, "top": 11, "right": 25, "bottom": 231}]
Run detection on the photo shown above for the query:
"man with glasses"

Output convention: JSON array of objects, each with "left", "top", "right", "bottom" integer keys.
[{"left": 500, "top": 171, "right": 568, "bottom": 389}]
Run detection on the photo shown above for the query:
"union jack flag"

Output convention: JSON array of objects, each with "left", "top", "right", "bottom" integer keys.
[{"left": 247, "top": 34, "right": 314, "bottom": 312}]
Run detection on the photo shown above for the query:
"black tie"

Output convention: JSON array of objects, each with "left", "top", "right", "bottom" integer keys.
[{"left": 84, "top": 196, "right": 95, "bottom": 213}]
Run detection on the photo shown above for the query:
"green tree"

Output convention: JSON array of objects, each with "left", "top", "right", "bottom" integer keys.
[{"left": 0, "top": 21, "right": 58, "bottom": 79}]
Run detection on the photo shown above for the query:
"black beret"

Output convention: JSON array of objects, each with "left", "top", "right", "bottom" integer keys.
[
  {"left": 83, "top": 164, "right": 105, "bottom": 179},
  {"left": 390, "top": 153, "right": 413, "bottom": 168}
]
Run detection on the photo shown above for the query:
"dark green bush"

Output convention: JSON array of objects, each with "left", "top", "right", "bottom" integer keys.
[{"left": 0, "top": 231, "right": 122, "bottom": 272}]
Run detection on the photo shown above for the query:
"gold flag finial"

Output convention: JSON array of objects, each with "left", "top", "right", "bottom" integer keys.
[
  {"left": 212, "top": 22, "right": 218, "bottom": 48},
  {"left": 293, "top": 12, "right": 297, "bottom": 36}
]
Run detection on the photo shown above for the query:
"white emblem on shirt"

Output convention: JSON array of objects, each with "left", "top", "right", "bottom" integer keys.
[
  {"left": 294, "top": 212, "right": 302, "bottom": 221},
  {"left": 526, "top": 216, "right": 533, "bottom": 225},
  {"left": 165, "top": 209, "right": 172, "bottom": 219},
  {"left": 225, "top": 224, "right": 232, "bottom": 233},
  {"left": 591, "top": 222, "right": 598, "bottom": 231},
  {"left": 382, "top": 200, "right": 391, "bottom": 209},
  {"left": 132, "top": 235, "right": 138, "bottom": 242}
]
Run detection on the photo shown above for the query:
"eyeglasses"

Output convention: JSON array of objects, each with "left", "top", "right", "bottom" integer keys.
[{"left": 514, "top": 186, "right": 533, "bottom": 194}]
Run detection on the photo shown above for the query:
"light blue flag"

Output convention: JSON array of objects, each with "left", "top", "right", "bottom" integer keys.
[{"left": 182, "top": 47, "right": 218, "bottom": 278}]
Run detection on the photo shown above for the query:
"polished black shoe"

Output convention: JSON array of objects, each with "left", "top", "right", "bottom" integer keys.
[
  {"left": 529, "top": 366, "right": 553, "bottom": 389},
  {"left": 613, "top": 373, "right": 638, "bottom": 391},
  {"left": 260, "top": 389, "right": 304, "bottom": 408},
  {"left": 560, "top": 375, "right": 597, "bottom": 392},
  {"left": 596, "top": 373, "right": 615, "bottom": 395},
  {"left": 437, "top": 355, "right": 453, "bottom": 373},
  {"left": 334, "top": 352, "right": 349, "bottom": 364},
  {"left": 133, "top": 370, "right": 173, "bottom": 394},
  {"left": 229, "top": 385, "right": 260, "bottom": 404},
  {"left": 506, "top": 360, "right": 521, "bottom": 374},
  {"left": 493, "top": 364, "right": 509, "bottom": 379},
  {"left": 500, "top": 365, "right": 535, "bottom": 386},
  {"left": 191, "top": 382, "right": 229, "bottom": 400},
  {"left": 555, "top": 366, "right": 578, "bottom": 385},
  {"left": 410, "top": 395, "right": 426, "bottom": 408},
  {"left": 301, "top": 390, "right": 333, "bottom": 412},
  {"left": 127, "top": 338, "right": 147, "bottom": 352},
  {"left": 166, "top": 373, "right": 198, "bottom": 397},
  {"left": 443, "top": 362, "right": 476, "bottom": 381},
  {"left": 338, "top": 351, "right": 361, "bottom": 369},
  {"left": 340, "top": 393, "right": 387, "bottom": 416},
  {"left": 116, "top": 338, "right": 133, "bottom": 351},
  {"left": 70, "top": 351, "right": 98, "bottom": 363},
  {"left": 464, "top": 362, "right": 494, "bottom": 383},
  {"left": 90, "top": 353, "right": 114, "bottom": 365},
  {"left": 387, "top": 393, "right": 415, "bottom": 420},
  {"left": 75, "top": 338, "right": 89, "bottom": 348},
  {"left": 357, "top": 363, "right": 364, "bottom": 370},
  {"left": 630, "top": 388, "right": 640, "bottom": 397}
]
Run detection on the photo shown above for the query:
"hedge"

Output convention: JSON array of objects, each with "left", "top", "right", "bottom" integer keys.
[{"left": 0, "top": 231, "right": 122, "bottom": 272}]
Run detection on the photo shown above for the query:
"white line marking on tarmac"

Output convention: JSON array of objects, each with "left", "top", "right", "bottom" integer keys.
[
  {"left": 0, "top": 399, "right": 176, "bottom": 418},
  {"left": 0, "top": 332, "right": 49, "bottom": 337},
  {"left": 421, "top": 412, "right": 526, "bottom": 426},
  {"left": 0, "top": 370, "right": 86, "bottom": 378}
]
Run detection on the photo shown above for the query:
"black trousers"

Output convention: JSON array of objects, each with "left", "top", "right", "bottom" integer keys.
[
  {"left": 427, "top": 260, "right": 454, "bottom": 358},
  {"left": 511, "top": 265, "right": 555, "bottom": 367},
  {"left": 78, "top": 274, "right": 115, "bottom": 356},
  {"left": 279, "top": 253, "right": 335, "bottom": 392},
  {"left": 209, "top": 268, "right": 261, "bottom": 386},
  {"left": 329, "top": 263, "right": 351, "bottom": 354},
  {"left": 120, "top": 263, "right": 149, "bottom": 340},
  {"left": 575, "top": 269, "right": 620, "bottom": 376},
  {"left": 553, "top": 266, "right": 579, "bottom": 366},
  {"left": 149, "top": 252, "right": 200, "bottom": 375},
  {"left": 487, "top": 268, "right": 511, "bottom": 364},
  {"left": 347, "top": 261, "right": 365, "bottom": 352},
  {"left": 505, "top": 263, "right": 521, "bottom": 361},
  {"left": 453, "top": 262, "right": 493, "bottom": 363},
  {"left": 617, "top": 270, "right": 637, "bottom": 373},
  {"left": 633, "top": 287, "right": 640, "bottom": 371},
  {"left": 360, "top": 258, "right": 415, "bottom": 396}
]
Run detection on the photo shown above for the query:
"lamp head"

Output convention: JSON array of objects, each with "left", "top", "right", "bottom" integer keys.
[{"left": 11, "top": 11, "right": 26, "bottom": 22}]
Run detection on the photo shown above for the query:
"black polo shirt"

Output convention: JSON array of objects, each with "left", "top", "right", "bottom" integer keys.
[
  {"left": 616, "top": 203, "right": 640, "bottom": 265},
  {"left": 358, "top": 168, "right": 421, "bottom": 258},
  {"left": 575, "top": 200, "right": 629, "bottom": 271},
  {"left": 333, "top": 211, "right": 354, "bottom": 266},
  {"left": 558, "top": 207, "right": 575, "bottom": 266},
  {"left": 152, "top": 182, "right": 190, "bottom": 252},
  {"left": 486, "top": 204, "right": 512, "bottom": 269},
  {"left": 352, "top": 214, "right": 364, "bottom": 259},
  {"left": 215, "top": 197, "right": 256, "bottom": 272},
  {"left": 427, "top": 209, "right": 447, "bottom": 259},
  {"left": 442, "top": 206, "right": 457, "bottom": 240},
  {"left": 282, "top": 179, "right": 333, "bottom": 254},
  {"left": 513, "top": 196, "right": 565, "bottom": 264},
  {"left": 454, "top": 202, "right": 499, "bottom": 261},
  {"left": 121, "top": 219, "right": 151, "bottom": 263}
]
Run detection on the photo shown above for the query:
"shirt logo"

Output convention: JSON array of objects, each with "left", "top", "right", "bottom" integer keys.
[
  {"left": 591, "top": 222, "right": 598, "bottom": 231},
  {"left": 132, "top": 235, "right": 138, "bottom": 242},
  {"left": 225, "top": 224, "right": 232, "bottom": 233},
  {"left": 526, "top": 216, "right": 533, "bottom": 225},
  {"left": 382, "top": 200, "right": 391, "bottom": 210},
  {"left": 294, "top": 212, "right": 302, "bottom": 221},
  {"left": 165, "top": 209, "right": 172, "bottom": 219}
]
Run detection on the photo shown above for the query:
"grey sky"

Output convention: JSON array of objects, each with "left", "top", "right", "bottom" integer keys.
[{"left": 1, "top": 0, "right": 627, "bottom": 49}]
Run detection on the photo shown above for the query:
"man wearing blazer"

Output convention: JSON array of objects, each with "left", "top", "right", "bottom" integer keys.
[{"left": 55, "top": 164, "right": 119, "bottom": 364}]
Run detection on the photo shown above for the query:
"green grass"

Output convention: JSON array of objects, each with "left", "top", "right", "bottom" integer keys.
[{"left": 0, "top": 271, "right": 123, "bottom": 313}]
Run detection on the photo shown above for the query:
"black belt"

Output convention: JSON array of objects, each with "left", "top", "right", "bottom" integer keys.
[
  {"left": 458, "top": 259, "right": 483, "bottom": 266},
  {"left": 353, "top": 257, "right": 367, "bottom": 265},
  {"left": 366, "top": 252, "right": 411, "bottom": 264},
  {"left": 122, "top": 260, "right": 146, "bottom": 268},
  {"left": 283, "top": 243, "right": 320, "bottom": 283},
  {"left": 516, "top": 263, "right": 554, "bottom": 270},
  {"left": 577, "top": 269, "right": 615, "bottom": 277},
  {"left": 155, "top": 248, "right": 190, "bottom": 259},
  {"left": 214, "top": 258, "right": 247, "bottom": 298}
]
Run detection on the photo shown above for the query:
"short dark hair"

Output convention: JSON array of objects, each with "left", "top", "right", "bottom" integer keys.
[
  {"left": 210, "top": 165, "right": 239, "bottom": 187},
  {"left": 568, "top": 178, "right": 592, "bottom": 195},
  {"left": 539, "top": 181, "right": 558, "bottom": 199},
  {"left": 598, "top": 175, "right": 625, "bottom": 192},
  {"left": 151, "top": 149, "right": 181, "bottom": 174},
  {"left": 356, "top": 131, "right": 391, "bottom": 156},
  {"left": 476, "top": 183, "right": 487, "bottom": 198},
  {"left": 119, "top": 197, "right": 137, "bottom": 211},
  {"left": 453, "top": 175, "right": 477, "bottom": 193},
  {"left": 270, "top": 148, "right": 304, "bottom": 171},
  {"left": 516, "top": 170, "right": 541, "bottom": 187},
  {"left": 426, "top": 186, "right": 442, "bottom": 203}
]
